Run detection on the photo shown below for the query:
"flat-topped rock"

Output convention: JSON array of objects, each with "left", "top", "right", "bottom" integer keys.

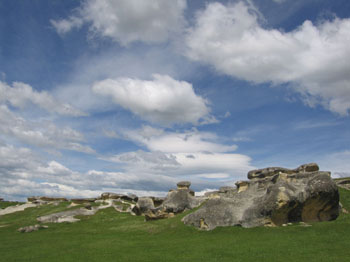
[
  {"left": 248, "top": 163, "right": 320, "bottom": 180},
  {"left": 100, "top": 192, "right": 123, "bottom": 200},
  {"left": 177, "top": 181, "right": 191, "bottom": 189},
  {"left": 183, "top": 163, "right": 339, "bottom": 230}
]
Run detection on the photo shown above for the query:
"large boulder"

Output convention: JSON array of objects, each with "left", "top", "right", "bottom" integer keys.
[
  {"left": 183, "top": 163, "right": 339, "bottom": 230},
  {"left": 132, "top": 197, "right": 155, "bottom": 215},
  {"left": 162, "top": 187, "right": 203, "bottom": 213}
]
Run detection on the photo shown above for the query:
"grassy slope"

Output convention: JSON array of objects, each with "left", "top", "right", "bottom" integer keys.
[{"left": 1, "top": 189, "right": 350, "bottom": 262}]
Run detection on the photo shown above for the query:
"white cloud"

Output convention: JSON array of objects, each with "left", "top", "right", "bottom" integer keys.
[
  {"left": 0, "top": 105, "right": 94, "bottom": 154},
  {"left": 0, "top": 81, "right": 86, "bottom": 117},
  {"left": 103, "top": 126, "right": 253, "bottom": 181},
  {"left": 186, "top": 1, "right": 350, "bottom": 115},
  {"left": 0, "top": 144, "right": 174, "bottom": 200},
  {"left": 124, "top": 126, "right": 237, "bottom": 153},
  {"left": 0, "top": 141, "right": 251, "bottom": 201},
  {"left": 104, "top": 150, "right": 180, "bottom": 171},
  {"left": 92, "top": 74, "right": 213, "bottom": 125},
  {"left": 51, "top": 0, "right": 187, "bottom": 46}
]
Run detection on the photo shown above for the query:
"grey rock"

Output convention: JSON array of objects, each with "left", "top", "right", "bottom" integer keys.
[
  {"left": 18, "top": 224, "right": 48, "bottom": 233},
  {"left": 121, "top": 194, "right": 138, "bottom": 202},
  {"left": 100, "top": 192, "right": 123, "bottom": 200},
  {"left": 153, "top": 197, "right": 165, "bottom": 207},
  {"left": 183, "top": 164, "right": 339, "bottom": 230},
  {"left": 162, "top": 189, "right": 202, "bottom": 213},
  {"left": 247, "top": 163, "right": 319, "bottom": 180},
  {"left": 334, "top": 178, "right": 350, "bottom": 190},
  {"left": 133, "top": 197, "right": 155, "bottom": 215},
  {"left": 219, "top": 186, "right": 236, "bottom": 193},
  {"left": 177, "top": 181, "right": 191, "bottom": 189},
  {"left": 37, "top": 207, "right": 97, "bottom": 223}
]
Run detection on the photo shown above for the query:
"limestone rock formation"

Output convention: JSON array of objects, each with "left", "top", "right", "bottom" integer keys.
[
  {"left": 133, "top": 197, "right": 155, "bottom": 215},
  {"left": 131, "top": 182, "right": 205, "bottom": 220},
  {"left": 162, "top": 182, "right": 203, "bottom": 213},
  {"left": 0, "top": 203, "right": 37, "bottom": 216},
  {"left": 183, "top": 163, "right": 339, "bottom": 230}
]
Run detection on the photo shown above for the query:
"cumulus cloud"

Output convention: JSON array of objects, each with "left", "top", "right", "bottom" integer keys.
[
  {"left": 51, "top": 0, "right": 187, "bottom": 45},
  {"left": 0, "top": 105, "right": 94, "bottom": 154},
  {"left": 0, "top": 81, "right": 86, "bottom": 117},
  {"left": 186, "top": 1, "right": 350, "bottom": 115},
  {"left": 92, "top": 74, "right": 213, "bottom": 125},
  {"left": 0, "top": 144, "right": 175, "bottom": 200}
]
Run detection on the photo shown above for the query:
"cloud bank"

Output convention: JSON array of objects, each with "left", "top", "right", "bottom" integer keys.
[
  {"left": 51, "top": 0, "right": 187, "bottom": 45},
  {"left": 186, "top": 1, "right": 350, "bottom": 115}
]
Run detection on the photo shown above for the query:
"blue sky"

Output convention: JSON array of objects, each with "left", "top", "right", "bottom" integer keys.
[{"left": 0, "top": 0, "right": 349, "bottom": 200}]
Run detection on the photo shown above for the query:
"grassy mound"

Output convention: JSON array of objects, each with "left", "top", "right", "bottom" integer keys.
[{"left": 1, "top": 188, "right": 350, "bottom": 262}]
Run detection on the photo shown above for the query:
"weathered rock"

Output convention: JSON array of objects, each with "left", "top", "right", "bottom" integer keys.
[
  {"left": 37, "top": 208, "right": 96, "bottom": 223},
  {"left": 145, "top": 210, "right": 175, "bottom": 221},
  {"left": 219, "top": 186, "right": 236, "bottom": 193},
  {"left": 247, "top": 163, "right": 319, "bottom": 180},
  {"left": 153, "top": 197, "right": 165, "bottom": 207},
  {"left": 204, "top": 191, "right": 220, "bottom": 198},
  {"left": 0, "top": 203, "right": 37, "bottom": 216},
  {"left": 334, "top": 178, "right": 350, "bottom": 190},
  {"left": 37, "top": 200, "right": 114, "bottom": 223},
  {"left": 132, "top": 197, "right": 155, "bottom": 215},
  {"left": 162, "top": 189, "right": 202, "bottom": 213},
  {"left": 100, "top": 192, "right": 123, "bottom": 200},
  {"left": 18, "top": 224, "right": 48, "bottom": 233},
  {"left": 121, "top": 194, "right": 138, "bottom": 202},
  {"left": 183, "top": 164, "right": 339, "bottom": 230},
  {"left": 177, "top": 181, "right": 191, "bottom": 190}
]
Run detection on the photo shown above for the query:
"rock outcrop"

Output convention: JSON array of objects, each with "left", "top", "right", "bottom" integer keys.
[
  {"left": 183, "top": 163, "right": 339, "bottom": 230},
  {"left": 18, "top": 224, "right": 48, "bottom": 233},
  {"left": 334, "top": 178, "right": 350, "bottom": 190},
  {"left": 131, "top": 181, "right": 206, "bottom": 220},
  {"left": 0, "top": 203, "right": 37, "bottom": 216}
]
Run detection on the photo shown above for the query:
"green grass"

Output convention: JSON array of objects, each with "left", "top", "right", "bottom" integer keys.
[
  {"left": 1, "top": 189, "right": 350, "bottom": 262},
  {"left": 0, "top": 201, "right": 23, "bottom": 209}
]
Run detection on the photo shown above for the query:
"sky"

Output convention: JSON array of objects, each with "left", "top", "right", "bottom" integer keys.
[{"left": 0, "top": 0, "right": 349, "bottom": 201}]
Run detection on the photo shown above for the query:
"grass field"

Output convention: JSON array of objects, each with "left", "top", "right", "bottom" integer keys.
[{"left": 1, "top": 188, "right": 350, "bottom": 262}]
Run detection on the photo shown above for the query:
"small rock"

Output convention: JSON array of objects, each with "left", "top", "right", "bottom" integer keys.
[
  {"left": 18, "top": 224, "right": 48, "bottom": 233},
  {"left": 177, "top": 181, "right": 191, "bottom": 190},
  {"left": 121, "top": 194, "right": 138, "bottom": 202}
]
